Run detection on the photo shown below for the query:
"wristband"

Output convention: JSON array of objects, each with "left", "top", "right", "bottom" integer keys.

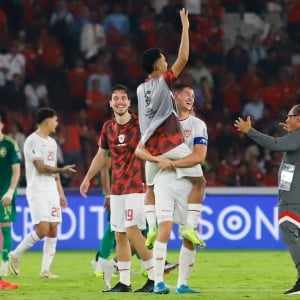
[
  {"left": 105, "top": 195, "right": 111, "bottom": 198},
  {"left": 2, "top": 188, "right": 14, "bottom": 200}
]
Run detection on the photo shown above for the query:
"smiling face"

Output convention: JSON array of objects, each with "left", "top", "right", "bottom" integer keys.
[
  {"left": 175, "top": 86, "right": 195, "bottom": 113},
  {"left": 109, "top": 89, "right": 131, "bottom": 116}
]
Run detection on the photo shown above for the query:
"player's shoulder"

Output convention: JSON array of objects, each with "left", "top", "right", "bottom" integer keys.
[
  {"left": 189, "top": 114, "right": 207, "bottom": 125},
  {"left": 3, "top": 135, "right": 18, "bottom": 149},
  {"left": 25, "top": 132, "right": 37, "bottom": 142},
  {"left": 102, "top": 118, "right": 115, "bottom": 128},
  {"left": 3, "top": 134, "right": 16, "bottom": 144}
]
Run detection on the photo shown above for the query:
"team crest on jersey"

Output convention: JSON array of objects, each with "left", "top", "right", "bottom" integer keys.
[
  {"left": 0, "top": 147, "right": 7, "bottom": 157},
  {"left": 183, "top": 129, "right": 192, "bottom": 138},
  {"left": 118, "top": 134, "right": 125, "bottom": 144}
]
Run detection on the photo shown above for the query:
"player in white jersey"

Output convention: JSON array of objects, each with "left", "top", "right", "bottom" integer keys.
[
  {"left": 136, "top": 85, "right": 208, "bottom": 293},
  {"left": 9, "top": 108, "right": 76, "bottom": 278}
]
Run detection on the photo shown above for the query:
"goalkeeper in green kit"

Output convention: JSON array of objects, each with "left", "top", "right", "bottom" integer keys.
[{"left": 0, "top": 112, "right": 20, "bottom": 289}]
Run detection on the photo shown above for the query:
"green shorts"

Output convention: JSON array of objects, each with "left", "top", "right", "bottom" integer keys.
[{"left": 0, "top": 196, "right": 17, "bottom": 222}]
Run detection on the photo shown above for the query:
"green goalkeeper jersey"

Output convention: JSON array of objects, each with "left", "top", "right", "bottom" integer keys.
[{"left": 0, "top": 135, "right": 21, "bottom": 197}]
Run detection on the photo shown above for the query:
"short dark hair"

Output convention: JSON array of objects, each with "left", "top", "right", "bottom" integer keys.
[
  {"left": 172, "top": 84, "right": 193, "bottom": 94},
  {"left": 110, "top": 84, "right": 130, "bottom": 98},
  {"left": 35, "top": 107, "right": 57, "bottom": 124},
  {"left": 140, "top": 48, "right": 161, "bottom": 74}
]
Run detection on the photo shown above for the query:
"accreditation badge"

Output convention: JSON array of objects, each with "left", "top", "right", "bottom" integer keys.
[{"left": 279, "top": 163, "right": 295, "bottom": 191}]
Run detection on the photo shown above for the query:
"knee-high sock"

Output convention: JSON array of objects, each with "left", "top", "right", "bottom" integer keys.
[
  {"left": 41, "top": 237, "right": 57, "bottom": 273},
  {"left": 186, "top": 204, "right": 202, "bottom": 228},
  {"left": 118, "top": 261, "right": 131, "bottom": 286},
  {"left": 1, "top": 226, "right": 12, "bottom": 261},
  {"left": 99, "top": 223, "right": 115, "bottom": 259},
  {"left": 145, "top": 205, "right": 157, "bottom": 231},
  {"left": 177, "top": 245, "right": 196, "bottom": 288},
  {"left": 153, "top": 241, "right": 167, "bottom": 285},
  {"left": 12, "top": 231, "right": 41, "bottom": 258}
]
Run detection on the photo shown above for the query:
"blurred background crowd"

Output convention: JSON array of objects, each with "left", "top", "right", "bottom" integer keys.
[{"left": 0, "top": 0, "right": 299, "bottom": 188}]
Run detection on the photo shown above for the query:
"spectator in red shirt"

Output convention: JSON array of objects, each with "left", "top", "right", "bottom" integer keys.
[
  {"left": 286, "top": 0, "right": 300, "bottom": 43},
  {"left": 40, "top": 35, "right": 63, "bottom": 67},
  {"left": 240, "top": 63, "right": 263, "bottom": 100},
  {"left": 276, "top": 68, "right": 298, "bottom": 108},
  {"left": 217, "top": 148, "right": 239, "bottom": 186},
  {"left": 67, "top": 56, "right": 88, "bottom": 110},
  {"left": 260, "top": 76, "right": 283, "bottom": 116},
  {"left": 139, "top": 5, "right": 156, "bottom": 49},
  {"left": 221, "top": 71, "right": 242, "bottom": 116},
  {"left": 85, "top": 78, "right": 108, "bottom": 129},
  {"left": 59, "top": 119, "right": 84, "bottom": 170},
  {"left": 205, "top": 169, "right": 225, "bottom": 187}
]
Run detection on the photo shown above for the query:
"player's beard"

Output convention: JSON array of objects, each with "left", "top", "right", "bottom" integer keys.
[{"left": 114, "top": 109, "right": 128, "bottom": 117}]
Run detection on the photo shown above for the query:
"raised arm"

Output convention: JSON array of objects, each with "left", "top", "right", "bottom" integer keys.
[{"left": 171, "top": 8, "right": 189, "bottom": 77}]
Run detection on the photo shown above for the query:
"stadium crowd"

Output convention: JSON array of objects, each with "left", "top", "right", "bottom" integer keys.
[{"left": 0, "top": 0, "right": 300, "bottom": 188}]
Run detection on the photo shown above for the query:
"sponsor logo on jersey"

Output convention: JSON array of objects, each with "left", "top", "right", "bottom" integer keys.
[
  {"left": 118, "top": 134, "right": 125, "bottom": 144},
  {"left": 183, "top": 129, "right": 192, "bottom": 137},
  {"left": 0, "top": 147, "right": 7, "bottom": 157}
]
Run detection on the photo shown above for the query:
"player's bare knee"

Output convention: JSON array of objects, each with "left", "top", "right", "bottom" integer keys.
[{"left": 188, "top": 176, "right": 206, "bottom": 189}]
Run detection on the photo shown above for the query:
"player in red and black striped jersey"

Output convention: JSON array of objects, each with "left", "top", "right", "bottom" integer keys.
[{"left": 80, "top": 84, "right": 154, "bottom": 293}]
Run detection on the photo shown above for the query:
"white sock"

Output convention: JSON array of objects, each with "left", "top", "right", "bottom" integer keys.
[
  {"left": 177, "top": 245, "right": 196, "bottom": 288},
  {"left": 145, "top": 205, "right": 157, "bottom": 231},
  {"left": 118, "top": 261, "right": 131, "bottom": 286},
  {"left": 96, "top": 257, "right": 107, "bottom": 272},
  {"left": 185, "top": 204, "right": 202, "bottom": 228},
  {"left": 142, "top": 258, "right": 154, "bottom": 280},
  {"left": 13, "top": 231, "right": 41, "bottom": 258},
  {"left": 153, "top": 241, "right": 167, "bottom": 285},
  {"left": 41, "top": 237, "right": 57, "bottom": 273}
]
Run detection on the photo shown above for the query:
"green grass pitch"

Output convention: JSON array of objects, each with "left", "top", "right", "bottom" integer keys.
[{"left": 0, "top": 249, "right": 295, "bottom": 300}]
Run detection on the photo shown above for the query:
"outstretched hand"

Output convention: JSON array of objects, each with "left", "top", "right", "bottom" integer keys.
[
  {"left": 234, "top": 116, "right": 252, "bottom": 134},
  {"left": 279, "top": 122, "right": 291, "bottom": 132},
  {"left": 179, "top": 8, "right": 189, "bottom": 29},
  {"left": 62, "top": 164, "right": 77, "bottom": 173}
]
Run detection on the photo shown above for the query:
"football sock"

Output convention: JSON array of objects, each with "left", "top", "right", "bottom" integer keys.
[
  {"left": 153, "top": 241, "right": 167, "bottom": 285},
  {"left": 145, "top": 205, "right": 157, "bottom": 231},
  {"left": 142, "top": 258, "right": 154, "bottom": 280},
  {"left": 186, "top": 204, "right": 202, "bottom": 228},
  {"left": 118, "top": 261, "right": 131, "bottom": 286},
  {"left": 1, "top": 226, "right": 12, "bottom": 261},
  {"left": 13, "top": 231, "right": 41, "bottom": 258},
  {"left": 41, "top": 237, "right": 57, "bottom": 272},
  {"left": 177, "top": 245, "right": 196, "bottom": 288},
  {"left": 99, "top": 223, "right": 115, "bottom": 259}
]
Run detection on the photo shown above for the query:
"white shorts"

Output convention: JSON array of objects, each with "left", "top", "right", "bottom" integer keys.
[
  {"left": 110, "top": 193, "right": 146, "bottom": 232},
  {"left": 154, "top": 170, "right": 192, "bottom": 225},
  {"left": 146, "top": 143, "right": 203, "bottom": 185},
  {"left": 26, "top": 189, "right": 61, "bottom": 225}
]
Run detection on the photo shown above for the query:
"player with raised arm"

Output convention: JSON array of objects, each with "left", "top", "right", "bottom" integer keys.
[
  {"left": 137, "top": 8, "right": 205, "bottom": 248},
  {"left": 136, "top": 85, "right": 208, "bottom": 293}
]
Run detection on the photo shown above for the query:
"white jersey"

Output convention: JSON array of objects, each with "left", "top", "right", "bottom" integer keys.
[
  {"left": 180, "top": 115, "right": 208, "bottom": 150},
  {"left": 24, "top": 132, "right": 58, "bottom": 192}
]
